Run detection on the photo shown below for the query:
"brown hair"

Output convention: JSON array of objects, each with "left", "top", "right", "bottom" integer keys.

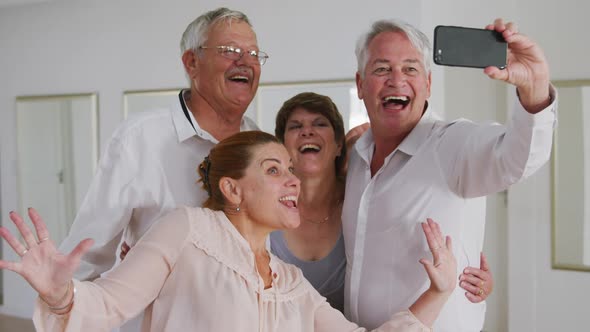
[
  {"left": 274, "top": 92, "right": 347, "bottom": 178},
  {"left": 198, "top": 130, "right": 280, "bottom": 211}
]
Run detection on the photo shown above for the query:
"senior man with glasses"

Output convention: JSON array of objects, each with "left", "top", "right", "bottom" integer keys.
[{"left": 58, "top": 7, "right": 265, "bottom": 332}]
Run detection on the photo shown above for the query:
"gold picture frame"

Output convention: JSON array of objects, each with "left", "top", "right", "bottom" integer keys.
[
  {"left": 122, "top": 79, "right": 367, "bottom": 134},
  {"left": 551, "top": 80, "right": 590, "bottom": 272}
]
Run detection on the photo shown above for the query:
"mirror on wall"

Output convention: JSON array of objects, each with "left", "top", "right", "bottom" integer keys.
[
  {"left": 124, "top": 89, "right": 181, "bottom": 118},
  {"left": 123, "top": 88, "right": 258, "bottom": 125},
  {"left": 552, "top": 80, "right": 590, "bottom": 271},
  {"left": 123, "top": 80, "right": 368, "bottom": 133},
  {"left": 16, "top": 93, "right": 98, "bottom": 246}
]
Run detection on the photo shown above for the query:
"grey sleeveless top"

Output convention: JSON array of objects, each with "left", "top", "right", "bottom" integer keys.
[{"left": 269, "top": 230, "right": 346, "bottom": 312}]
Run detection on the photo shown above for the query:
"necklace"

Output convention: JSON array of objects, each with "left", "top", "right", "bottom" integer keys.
[
  {"left": 300, "top": 199, "right": 342, "bottom": 225},
  {"left": 301, "top": 215, "right": 330, "bottom": 225}
]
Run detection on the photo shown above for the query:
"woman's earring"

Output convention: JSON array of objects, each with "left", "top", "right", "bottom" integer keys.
[{"left": 236, "top": 205, "right": 240, "bottom": 212}]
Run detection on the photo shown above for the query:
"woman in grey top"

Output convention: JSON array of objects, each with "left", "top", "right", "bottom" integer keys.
[
  {"left": 270, "top": 92, "right": 494, "bottom": 312},
  {"left": 271, "top": 92, "right": 348, "bottom": 311}
]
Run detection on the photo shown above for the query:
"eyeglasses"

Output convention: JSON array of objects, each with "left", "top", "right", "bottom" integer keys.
[{"left": 199, "top": 45, "right": 269, "bottom": 66}]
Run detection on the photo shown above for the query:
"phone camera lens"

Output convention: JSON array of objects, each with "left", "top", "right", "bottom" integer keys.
[{"left": 434, "top": 49, "right": 443, "bottom": 62}]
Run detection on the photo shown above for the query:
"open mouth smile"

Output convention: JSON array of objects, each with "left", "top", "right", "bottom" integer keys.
[
  {"left": 382, "top": 95, "right": 410, "bottom": 109},
  {"left": 298, "top": 144, "right": 321, "bottom": 154},
  {"left": 279, "top": 195, "right": 298, "bottom": 208}
]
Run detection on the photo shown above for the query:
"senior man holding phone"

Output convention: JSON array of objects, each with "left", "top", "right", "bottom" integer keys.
[{"left": 343, "top": 18, "right": 556, "bottom": 332}]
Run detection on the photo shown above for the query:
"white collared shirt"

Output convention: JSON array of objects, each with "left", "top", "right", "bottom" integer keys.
[
  {"left": 343, "top": 91, "right": 557, "bottom": 332},
  {"left": 59, "top": 90, "right": 258, "bottom": 281}
]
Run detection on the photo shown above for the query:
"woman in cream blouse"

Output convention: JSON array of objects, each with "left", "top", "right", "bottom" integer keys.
[{"left": 1, "top": 131, "right": 456, "bottom": 332}]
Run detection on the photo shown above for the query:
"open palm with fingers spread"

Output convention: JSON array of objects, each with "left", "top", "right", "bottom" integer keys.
[
  {"left": 0, "top": 208, "right": 93, "bottom": 309},
  {"left": 419, "top": 218, "right": 457, "bottom": 294}
]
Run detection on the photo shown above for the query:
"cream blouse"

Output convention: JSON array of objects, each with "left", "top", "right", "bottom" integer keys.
[{"left": 33, "top": 206, "right": 430, "bottom": 332}]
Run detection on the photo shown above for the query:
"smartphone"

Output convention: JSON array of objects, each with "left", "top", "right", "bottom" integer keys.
[{"left": 433, "top": 25, "right": 507, "bottom": 69}]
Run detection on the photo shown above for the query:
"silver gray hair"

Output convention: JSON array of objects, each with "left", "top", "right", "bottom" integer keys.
[
  {"left": 180, "top": 7, "right": 252, "bottom": 54},
  {"left": 355, "top": 19, "right": 432, "bottom": 78}
]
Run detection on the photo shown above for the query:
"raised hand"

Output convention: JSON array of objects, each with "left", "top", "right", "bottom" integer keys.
[
  {"left": 408, "top": 219, "right": 457, "bottom": 327},
  {"left": 419, "top": 218, "right": 457, "bottom": 294},
  {"left": 460, "top": 252, "right": 494, "bottom": 303},
  {"left": 345, "top": 122, "right": 370, "bottom": 150},
  {"left": 344, "top": 122, "right": 370, "bottom": 173},
  {"left": 484, "top": 18, "right": 551, "bottom": 113},
  {"left": 0, "top": 208, "right": 93, "bottom": 308}
]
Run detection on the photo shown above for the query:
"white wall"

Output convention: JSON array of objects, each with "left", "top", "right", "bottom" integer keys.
[
  {"left": 2, "top": 0, "right": 590, "bottom": 330},
  {"left": 507, "top": 2, "right": 590, "bottom": 330}
]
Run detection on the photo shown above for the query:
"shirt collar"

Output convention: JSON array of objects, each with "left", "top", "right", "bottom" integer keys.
[
  {"left": 173, "top": 89, "right": 258, "bottom": 144},
  {"left": 190, "top": 209, "right": 259, "bottom": 286},
  {"left": 173, "top": 89, "right": 200, "bottom": 143},
  {"left": 191, "top": 208, "right": 286, "bottom": 293},
  {"left": 397, "top": 107, "right": 441, "bottom": 156},
  {"left": 354, "top": 105, "right": 442, "bottom": 160}
]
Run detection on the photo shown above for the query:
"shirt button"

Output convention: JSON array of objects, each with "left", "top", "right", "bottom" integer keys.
[{"left": 272, "top": 272, "right": 278, "bottom": 279}]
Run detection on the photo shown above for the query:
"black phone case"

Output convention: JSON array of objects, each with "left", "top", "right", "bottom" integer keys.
[{"left": 433, "top": 25, "right": 507, "bottom": 69}]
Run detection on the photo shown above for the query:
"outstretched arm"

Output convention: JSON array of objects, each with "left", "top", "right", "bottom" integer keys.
[
  {"left": 0, "top": 208, "right": 93, "bottom": 313},
  {"left": 438, "top": 19, "right": 556, "bottom": 198},
  {"left": 3, "top": 207, "right": 190, "bottom": 331}
]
